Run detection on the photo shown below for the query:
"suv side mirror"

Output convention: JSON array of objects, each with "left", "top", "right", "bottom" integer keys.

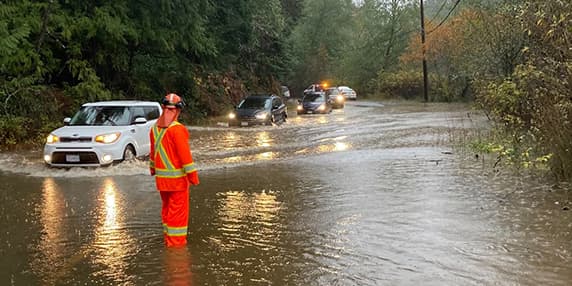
[
  {"left": 63, "top": 117, "right": 71, "bottom": 125},
  {"left": 133, "top": 117, "right": 147, "bottom": 124}
]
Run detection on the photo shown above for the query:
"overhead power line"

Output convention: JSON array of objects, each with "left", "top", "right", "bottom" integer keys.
[
  {"left": 427, "top": 0, "right": 462, "bottom": 35},
  {"left": 428, "top": 0, "right": 448, "bottom": 23}
]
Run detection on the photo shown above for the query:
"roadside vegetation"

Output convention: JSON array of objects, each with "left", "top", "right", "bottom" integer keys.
[{"left": 1, "top": 0, "right": 570, "bottom": 180}]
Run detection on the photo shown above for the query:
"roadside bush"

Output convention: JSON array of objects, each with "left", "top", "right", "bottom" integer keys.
[
  {"left": 374, "top": 70, "right": 422, "bottom": 99},
  {"left": 476, "top": 64, "right": 572, "bottom": 181},
  {"left": 0, "top": 116, "right": 33, "bottom": 149},
  {"left": 374, "top": 70, "right": 471, "bottom": 102},
  {"left": 474, "top": 0, "right": 572, "bottom": 181},
  {"left": 429, "top": 74, "right": 472, "bottom": 102}
]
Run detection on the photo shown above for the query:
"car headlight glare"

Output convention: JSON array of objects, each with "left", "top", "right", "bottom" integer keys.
[
  {"left": 255, "top": 112, "right": 269, "bottom": 120},
  {"left": 95, "top": 132, "right": 121, "bottom": 144},
  {"left": 297, "top": 105, "right": 303, "bottom": 110},
  {"left": 228, "top": 112, "right": 236, "bottom": 120},
  {"left": 318, "top": 104, "right": 326, "bottom": 111},
  {"left": 46, "top": 134, "right": 59, "bottom": 144},
  {"left": 337, "top": 95, "right": 344, "bottom": 102}
]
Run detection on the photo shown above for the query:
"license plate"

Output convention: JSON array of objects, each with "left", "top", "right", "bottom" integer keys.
[
  {"left": 66, "top": 154, "right": 80, "bottom": 162},
  {"left": 307, "top": 111, "right": 313, "bottom": 114},
  {"left": 241, "top": 122, "right": 248, "bottom": 126}
]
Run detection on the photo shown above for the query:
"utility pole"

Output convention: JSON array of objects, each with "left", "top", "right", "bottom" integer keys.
[{"left": 420, "top": 0, "right": 429, "bottom": 102}]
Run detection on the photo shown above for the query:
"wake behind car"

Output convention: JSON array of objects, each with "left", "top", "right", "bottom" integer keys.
[
  {"left": 228, "top": 94, "right": 287, "bottom": 127},
  {"left": 44, "top": 101, "right": 162, "bottom": 167},
  {"left": 297, "top": 92, "right": 332, "bottom": 114}
]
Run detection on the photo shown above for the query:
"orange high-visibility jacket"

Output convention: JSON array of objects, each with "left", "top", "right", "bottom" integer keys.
[{"left": 149, "top": 121, "right": 199, "bottom": 191}]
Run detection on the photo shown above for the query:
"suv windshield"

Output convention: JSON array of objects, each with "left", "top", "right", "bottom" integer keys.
[
  {"left": 303, "top": 93, "right": 325, "bottom": 103},
  {"left": 70, "top": 106, "right": 131, "bottom": 126},
  {"left": 238, "top": 97, "right": 271, "bottom": 109},
  {"left": 326, "top": 88, "right": 340, "bottom": 96}
]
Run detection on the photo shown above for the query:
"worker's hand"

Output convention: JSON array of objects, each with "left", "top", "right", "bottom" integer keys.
[{"left": 187, "top": 172, "right": 199, "bottom": 186}]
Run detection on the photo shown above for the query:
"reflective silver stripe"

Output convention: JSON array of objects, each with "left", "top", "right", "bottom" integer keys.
[
  {"left": 157, "top": 145, "right": 175, "bottom": 170},
  {"left": 165, "top": 226, "right": 188, "bottom": 236},
  {"left": 153, "top": 122, "right": 182, "bottom": 172},
  {"left": 155, "top": 168, "right": 185, "bottom": 178},
  {"left": 183, "top": 163, "right": 196, "bottom": 173},
  {"left": 153, "top": 126, "right": 167, "bottom": 158}
]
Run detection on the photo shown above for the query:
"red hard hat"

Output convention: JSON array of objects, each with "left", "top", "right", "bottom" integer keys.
[{"left": 161, "top": 93, "right": 185, "bottom": 109}]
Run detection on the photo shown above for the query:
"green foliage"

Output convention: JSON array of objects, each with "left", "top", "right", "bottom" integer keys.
[
  {"left": 1, "top": 0, "right": 293, "bottom": 149},
  {"left": 374, "top": 70, "right": 423, "bottom": 99},
  {"left": 0, "top": 114, "right": 61, "bottom": 150},
  {"left": 288, "top": 0, "right": 355, "bottom": 91},
  {"left": 338, "top": 0, "right": 418, "bottom": 94},
  {"left": 475, "top": 0, "right": 572, "bottom": 180},
  {"left": 0, "top": 116, "right": 31, "bottom": 147}
]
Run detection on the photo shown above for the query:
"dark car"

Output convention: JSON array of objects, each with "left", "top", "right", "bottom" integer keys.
[
  {"left": 296, "top": 92, "right": 332, "bottom": 114},
  {"left": 326, "top": 87, "right": 345, "bottom": 109},
  {"left": 228, "top": 94, "right": 287, "bottom": 126}
]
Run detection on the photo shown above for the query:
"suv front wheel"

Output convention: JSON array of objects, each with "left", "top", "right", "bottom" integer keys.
[{"left": 122, "top": 145, "right": 136, "bottom": 161}]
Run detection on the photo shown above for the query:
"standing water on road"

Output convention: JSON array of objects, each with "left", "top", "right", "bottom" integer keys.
[{"left": 1, "top": 101, "right": 571, "bottom": 285}]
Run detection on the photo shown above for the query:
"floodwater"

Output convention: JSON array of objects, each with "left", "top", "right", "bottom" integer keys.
[{"left": 0, "top": 100, "right": 571, "bottom": 285}]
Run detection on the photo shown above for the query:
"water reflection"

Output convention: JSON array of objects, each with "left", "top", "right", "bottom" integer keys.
[
  {"left": 256, "top": 131, "right": 273, "bottom": 147},
  {"left": 256, "top": 151, "right": 276, "bottom": 160},
  {"left": 92, "top": 178, "right": 136, "bottom": 283},
  {"left": 223, "top": 131, "right": 238, "bottom": 151},
  {"left": 315, "top": 142, "right": 351, "bottom": 153},
  {"left": 217, "top": 190, "right": 282, "bottom": 251},
  {"left": 34, "top": 178, "right": 66, "bottom": 284},
  {"left": 222, "top": 155, "right": 243, "bottom": 163},
  {"left": 334, "top": 142, "right": 349, "bottom": 151},
  {"left": 317, "top": 116, "right": 328, "bottom": 124},
  {"left": 163, "top": 248, "right": 193, "bottom": 286}
]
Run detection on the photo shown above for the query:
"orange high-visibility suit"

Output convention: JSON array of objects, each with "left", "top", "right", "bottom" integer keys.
[{"left": 150, "top": 121, "right": 199, "bottom": 247}]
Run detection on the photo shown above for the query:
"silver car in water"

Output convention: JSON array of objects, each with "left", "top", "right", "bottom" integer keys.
[{"left": 43, "top": 101, "right": 162, "bottom": 167}]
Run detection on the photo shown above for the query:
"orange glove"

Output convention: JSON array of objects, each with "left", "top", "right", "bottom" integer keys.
[{"left": 187, "top": 172, "right": 199, "bottom": 186}]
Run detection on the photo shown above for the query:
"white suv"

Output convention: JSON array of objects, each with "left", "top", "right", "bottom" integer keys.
[{"left": 43, "top": 101, "right": 162, "bottom": 167}]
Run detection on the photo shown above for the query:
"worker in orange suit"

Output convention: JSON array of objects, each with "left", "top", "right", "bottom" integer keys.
[{"left": 149, "top": 93, "right": 199, "bottom": 247}]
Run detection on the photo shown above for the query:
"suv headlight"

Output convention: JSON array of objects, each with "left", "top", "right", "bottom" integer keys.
[
  {"left": 46, "top": 134, "right": 59, "bottom": 144},
  {"left": 228, "top": 112, "right": 236, "bottom": 120},
  {"left": 318, "top": 104, "right": 326, "bottom": 111},
  {"left": 255, "top": 112, "right": 269, "bottom": 120},
  {"left": 95, "top": 132, "right": 121, "bottom": 144}
]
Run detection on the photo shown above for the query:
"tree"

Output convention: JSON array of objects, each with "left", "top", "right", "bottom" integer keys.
[
  {"left": 339, "top": 0, "right": 417, "bottom": 94},
  {"left": 288, "top": 0, "right": 354, "bottom": 93}
]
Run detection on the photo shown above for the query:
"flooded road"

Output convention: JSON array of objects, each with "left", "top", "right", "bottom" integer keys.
[{"left": 1, "top": 101, "right": 571, "bottom": 285}]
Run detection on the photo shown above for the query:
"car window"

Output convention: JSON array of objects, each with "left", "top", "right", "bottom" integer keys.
[
  {"left": 144, "top": 106, "right": 160, "bottom": 120},
  {"left": 326, "top": 88, "right": 340, "bottom": 96},
  {"left": 70, "top": 106, "right": 131, "bottom": 126},
  {"left": 238, "top": 97, "right": 269, "bottom": 109},
  {"left": 303, "top": 94, "right": 325, "bottom": 103},
  {"left": 272, "top": 98, "right": 282, "bottom": 108},
  {"left": 131, "top": 107, "right": 146, "bottom": 122}
]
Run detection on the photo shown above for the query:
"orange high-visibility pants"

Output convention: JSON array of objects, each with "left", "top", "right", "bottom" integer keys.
[{"left": 160, "top": 190, "right": 189, "bottom": 247}]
